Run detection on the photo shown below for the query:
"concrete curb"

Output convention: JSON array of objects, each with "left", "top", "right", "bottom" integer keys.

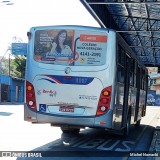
[
  {"left": 147, "top": 119, "right": 160, "bottom": 160},
  {"left": 0, "top": 102, "right": 24, "bottom": 105}
]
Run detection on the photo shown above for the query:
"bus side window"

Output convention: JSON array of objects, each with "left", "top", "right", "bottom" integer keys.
[
  {"left": 142, "top": 69, "right": 146, "bottom": 90},
  {"left": 129, "top": 59, "right": 134, "bottom": 86},
  {"left": 139, "top": 68, "right": 146, "bottom": 90},
  {"left": 136, "top": 65, "right": 140, "bottom": 89},
  {"left": 134, "top": 62, "right": 137, "bottom": 87},
  {"left": 145, "top": 74, "right": 148, "bottom": 90},
  {"left": 117, "top": 66, "right": 125, "bottom": 83},
  {"left": 117, "top": 45, "right": 125, "bottom": 83}
]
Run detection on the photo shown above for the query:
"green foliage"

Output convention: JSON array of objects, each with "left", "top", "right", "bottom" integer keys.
[
  {"left": 0, "top": 58, "right": 9, "bottom": 75},
  {"left": 0, "top": 36, "right": 26, "bottom": 78},
  {"left": 0, "top": 55, "right": 26, "bottom": 78},
  {"left": 12, "top": 55, "right": 26, "bottom": 78}
]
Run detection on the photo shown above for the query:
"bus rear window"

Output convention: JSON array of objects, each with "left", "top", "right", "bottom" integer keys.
[{"left": 34, "top": 29, "right": 107, "bottom": 66}]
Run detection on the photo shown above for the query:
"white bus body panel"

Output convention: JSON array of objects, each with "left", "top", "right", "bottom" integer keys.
[{"left": 34, "top": 74, "right": 103, "bottom": 116}]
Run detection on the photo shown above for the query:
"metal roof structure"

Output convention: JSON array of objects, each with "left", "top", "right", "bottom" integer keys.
[{"left": 80, "top": 0, "right": 160, "bottom": 67}]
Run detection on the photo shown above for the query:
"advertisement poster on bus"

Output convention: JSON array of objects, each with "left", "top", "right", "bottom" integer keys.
[{"left": 34, "top": 29, "right": 108, "bottom": 66}]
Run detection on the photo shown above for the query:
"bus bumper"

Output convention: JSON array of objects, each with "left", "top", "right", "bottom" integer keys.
[
  {"left": 24, "top": 104, "right": 113, "bottom": 129},
  {"left": 24, "top": 103, "right": 37, "bottom": 122}
]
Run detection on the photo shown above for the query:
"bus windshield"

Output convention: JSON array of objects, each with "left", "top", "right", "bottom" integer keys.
[{"left": 34, "top": 29, "right": 108, "bottom": 66}]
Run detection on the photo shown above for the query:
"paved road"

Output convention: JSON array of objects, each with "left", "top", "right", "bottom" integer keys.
[
  {"left": 0, "top": 105, "right": 159, "bottom": 160},
  {"left": 0, "top": 104, "right": 61, "bottom": 160}
]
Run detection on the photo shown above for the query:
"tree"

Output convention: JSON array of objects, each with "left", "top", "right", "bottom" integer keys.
[
  {"left": 12, "top": 55, "right": 26, "bottom": 78},
  {"left": 0, "top": 58, "right": 10, "bottom": 75},
  {"left": 0, "top": 36, "right": 26, "bottom": 78},
  {"left": 0, "top": 55, "right": 26, "bottom": 78}
]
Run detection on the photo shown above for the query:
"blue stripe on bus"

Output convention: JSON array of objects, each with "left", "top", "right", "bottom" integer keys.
[
  {"left": 40, "top": 75, "right": 94, "bottom": 85},
  {"left": 39, "top": 78, "right": 56, "bottom": 83}
]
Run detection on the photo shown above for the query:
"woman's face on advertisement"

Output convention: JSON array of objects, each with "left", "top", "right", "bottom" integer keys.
[{"left": 58, "top": 32, "right": 67, "bottom": 43}]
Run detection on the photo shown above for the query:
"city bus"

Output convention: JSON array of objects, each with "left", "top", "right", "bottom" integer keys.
[{"left": 24, "top": 25, "right": 148, "bottom": 136}]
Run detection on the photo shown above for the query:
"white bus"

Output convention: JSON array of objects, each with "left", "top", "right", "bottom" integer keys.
[{"left": 25, "top": 25, "right": 148, "bottom": 136}]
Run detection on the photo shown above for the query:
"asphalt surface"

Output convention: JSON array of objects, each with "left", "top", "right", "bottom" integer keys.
[{"left": 0, "top": 103, "right": 160, "bottom": 160}]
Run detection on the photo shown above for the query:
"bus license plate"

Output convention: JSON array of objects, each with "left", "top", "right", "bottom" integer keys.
[{"left": 59, "top": 106, "right": 74, "bottom": 112}]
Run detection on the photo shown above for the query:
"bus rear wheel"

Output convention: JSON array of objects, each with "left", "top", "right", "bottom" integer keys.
[
  {"left": 61, "top": 127, "right": 80, "bottom": 134},
  {"left": 135, "top": 119, "right": 141, "bottom": 127},
  {"left": 123, "top": 113, "right": 131, "bottom": 137}
]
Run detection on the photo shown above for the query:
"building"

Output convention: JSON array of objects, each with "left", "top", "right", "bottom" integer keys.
[
  {"left": 149, "top": 74, "right": 160, "bottom": 94},
  {"left": 147, "top": 72, "right": 160, "bottom": 106},
  {"left": 0, "top": 74, "right": 24, "bottom": 103}
]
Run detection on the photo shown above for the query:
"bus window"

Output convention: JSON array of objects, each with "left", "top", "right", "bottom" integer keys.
[
  {"left": 134, "top": 62, "right": 137, "bottom": 87},
  {"left": 117, "top": 66, "right": 125, "bottom": 83},
  {"left": 129, "top": 59, "right": 134, "bottom": 86},
  {"left": 140, "top": 69, "right": 143, "bottom": 90},
  {"left": 142, "top": 70, "right": 146, "bottom": 90},
  {"left": 118, "top": 45, "right": 125, "bottom": 66},
  {"left": 34, "top": 29, "right": 107, "bottom": 66},
  {"left": 117, "top": 45, "right": 125, "bottom": 83}
]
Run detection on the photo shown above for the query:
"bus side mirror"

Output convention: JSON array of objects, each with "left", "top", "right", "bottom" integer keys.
[{"left": 27, "top": 32, "right": 31, "bottom": 40}]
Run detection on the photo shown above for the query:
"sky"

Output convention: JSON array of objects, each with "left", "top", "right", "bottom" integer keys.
[{"left": 0, "top": 0, "right": 100, "bottom": 57}]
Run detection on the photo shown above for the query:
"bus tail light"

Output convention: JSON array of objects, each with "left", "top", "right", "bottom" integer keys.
[
  {"left": 26, "top": 81, "right": 37, "bottom": 111},
  {"left": 96, "top": 86, "right": 112, "bottom": 116}
]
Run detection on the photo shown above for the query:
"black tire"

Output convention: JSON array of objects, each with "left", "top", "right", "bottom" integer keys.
[
  {"left": 135, "top": 119, "right": 141, "bottom": 127},
  {"left": 123, "top": 113, "right": 131, "bottom": 137},
  {"left": 61, "top": 128, "right": 80, "bottom": 134}
]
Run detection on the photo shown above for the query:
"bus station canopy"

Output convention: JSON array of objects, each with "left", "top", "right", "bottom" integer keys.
[{"left": 80, "top": 0, "right": 160, "bottom": 68}]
